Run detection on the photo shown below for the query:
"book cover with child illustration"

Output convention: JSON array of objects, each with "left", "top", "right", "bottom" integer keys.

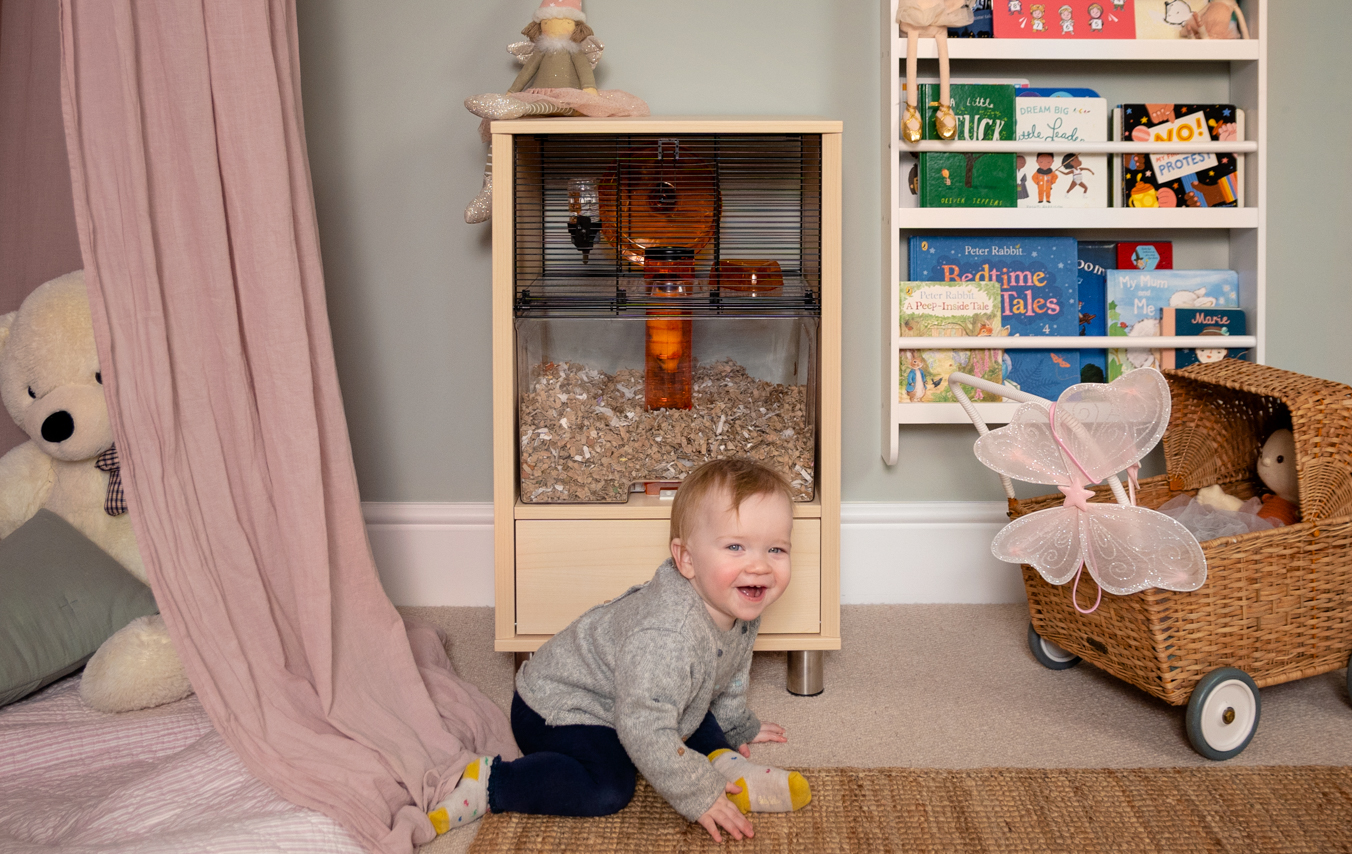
[
  {"left": 1115, "top": 104, "right": 1245, "bottom": 209},
  {"left": 994, "top": 1, "right": 1136, "bottom": 38},
  {"left": 1160, "top": 306, "right": 1249, "bottom": 369},
  {"left": 911, "top": 235, "right": 1079, "bottom": 400},
  {"left": 1016, "top": 96, "right": 1108, "bottom": 208}
]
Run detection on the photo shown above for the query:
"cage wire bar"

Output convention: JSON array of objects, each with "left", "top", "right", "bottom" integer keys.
[{"left": 512, "top": 133, "right": 823, "bottom": 318}]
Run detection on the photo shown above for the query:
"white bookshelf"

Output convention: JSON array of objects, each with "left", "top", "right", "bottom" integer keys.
[{"left": 882, "top": 0, "right": 1267, "bottom": 464}]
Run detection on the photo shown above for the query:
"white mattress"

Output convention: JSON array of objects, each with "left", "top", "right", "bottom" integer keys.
[{"left": 0, "top": 676, "right": 365, "bottom": 853}]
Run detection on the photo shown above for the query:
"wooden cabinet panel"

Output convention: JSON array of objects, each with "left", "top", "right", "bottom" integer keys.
[{"left": 515, "top": 518, "right": 821, "bottom": 635}]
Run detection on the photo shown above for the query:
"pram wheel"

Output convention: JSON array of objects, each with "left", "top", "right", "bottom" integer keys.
[
  {"left": 1186, "top": 667, "right": 1260, "bottom": 760},
  {"left": 1027, "top": 622, "right": 1081, "bottom": 670}
]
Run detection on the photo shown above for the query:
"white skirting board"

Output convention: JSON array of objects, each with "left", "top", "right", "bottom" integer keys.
[{"left": 364, "top": 502, "right": 1026, "bottom": 607}]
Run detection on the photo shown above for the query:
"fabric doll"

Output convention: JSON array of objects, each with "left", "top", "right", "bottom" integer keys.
[
  {"left": 462, "top": 0, "right": 648, "bottom": 223},
  {"left": 1255, "top": 428, "right": 1301, "bottom": 526},
  {"left": 1181, "top": 0, "right": 1250, "bottom": 40},
  {"left": 896, "top": 0, "right": 975, "bottom": 143}
]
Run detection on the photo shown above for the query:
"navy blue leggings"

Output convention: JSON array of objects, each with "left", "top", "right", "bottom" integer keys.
[{"left": 487, "top": 692, "right": 734, "bottom": 817}]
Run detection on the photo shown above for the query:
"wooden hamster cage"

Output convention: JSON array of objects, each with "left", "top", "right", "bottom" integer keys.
[{"left": 490, "top": 117, "right": 841, "bottom": 692}]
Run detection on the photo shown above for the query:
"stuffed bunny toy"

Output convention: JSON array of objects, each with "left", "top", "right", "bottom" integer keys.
[
  {"left": 896, "top": 0, "right": 974, "bottom": 143},
  {"left": 1181, "top": 0, "right": 1250, "bottom": 40}
]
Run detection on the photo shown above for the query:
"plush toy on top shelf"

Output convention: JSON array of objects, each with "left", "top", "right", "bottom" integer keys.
[
  {"left": 1180, "top": 0, "right": 1250, "bottom": 39},
  {"left": 895, "top": 0, "right": 975, "bottom": 143},
  {"left": 462, "top": 0, "right": 649, "bottom": 223},
  {"left": 0, "top": 271, "right": 191, "bottom": 712}
]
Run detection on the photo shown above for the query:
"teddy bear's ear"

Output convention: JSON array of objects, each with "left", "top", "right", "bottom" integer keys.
[{"left": 0, "top": 311, "right": 15, "bottom": 359}]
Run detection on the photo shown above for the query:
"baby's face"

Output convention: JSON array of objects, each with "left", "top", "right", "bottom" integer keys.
[{"left": 672, "top": 488, "right": 793, "bottom": 631}]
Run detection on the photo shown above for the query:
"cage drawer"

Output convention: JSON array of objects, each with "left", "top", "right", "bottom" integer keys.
[{"left": 515, "top": 518, "right": 821, "bottom": 635}]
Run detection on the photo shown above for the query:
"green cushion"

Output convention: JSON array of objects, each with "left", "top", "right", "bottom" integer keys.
[{"left": 0, "top": 510, "right": 158, "bottom": 707}]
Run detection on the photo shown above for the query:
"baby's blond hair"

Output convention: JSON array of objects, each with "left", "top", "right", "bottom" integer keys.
[{"left": 669, "top": 459, "right": 793, "bottom": 544}]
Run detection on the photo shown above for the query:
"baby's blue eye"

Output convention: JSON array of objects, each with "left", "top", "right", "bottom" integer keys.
[{"left": 726, "top": 544, "right": 743, "bottom": 551}]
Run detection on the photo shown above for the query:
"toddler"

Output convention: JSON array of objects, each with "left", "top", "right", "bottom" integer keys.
[{"left": 428, "top": 459, "right": 811, "bottom": 843}]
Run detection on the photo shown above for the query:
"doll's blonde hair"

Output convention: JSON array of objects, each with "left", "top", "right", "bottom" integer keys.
[
  {"left": 669, "top": 459, "right": 793, "bottom": 544},
  {"left": 521, "top": 19, "right": 595, "bottom": 42}
]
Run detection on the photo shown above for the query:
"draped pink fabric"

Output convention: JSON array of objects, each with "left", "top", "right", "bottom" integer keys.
[
  {"left": 0, "top": 0, "right": 84, "bottom": 454},
  {"left": 56, "top": 3, "right": 518, "bottom": 852}
]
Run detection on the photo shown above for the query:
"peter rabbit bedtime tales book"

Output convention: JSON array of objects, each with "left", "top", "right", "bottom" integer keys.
[
  {"left": 1106, "top": 268, "right": 1238, "bottom": 381},
  {"left": 1016, "top": 96, "right": 1108, "bottom": 208},
  {"left": 911, "top": 236, "right": 1079, "bottom": 401},
  {"left": 917, "top": 84, "right": 1017, "bottom": 208},
  {"left": 899, "top": 280, "right": 1004, "bottom": 404}
]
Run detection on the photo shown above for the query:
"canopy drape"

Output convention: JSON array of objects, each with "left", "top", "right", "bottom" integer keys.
[{"left": 57, "top": 2, "right": 518, "bottom": 852}]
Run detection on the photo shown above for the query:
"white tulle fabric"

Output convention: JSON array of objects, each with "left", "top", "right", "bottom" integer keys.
[{"left": 976, "top": 369, "right": 1207, "bottom": 596}]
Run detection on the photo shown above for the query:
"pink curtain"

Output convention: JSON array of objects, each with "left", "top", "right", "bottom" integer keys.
[
  {"left": 0, "top": 0, "right": 84, "bottom": 454},
  {"left": 57, "top": 3, "right": 518, "bottom": 853}
]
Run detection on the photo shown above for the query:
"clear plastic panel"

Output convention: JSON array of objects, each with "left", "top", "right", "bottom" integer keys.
[{"left": 516, "top": 316, "right": 818, "bottom": 503}]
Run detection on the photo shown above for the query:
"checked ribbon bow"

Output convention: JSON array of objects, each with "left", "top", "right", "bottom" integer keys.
[{"left": 94, "top": 445, "right": 127, "bottom": 516}]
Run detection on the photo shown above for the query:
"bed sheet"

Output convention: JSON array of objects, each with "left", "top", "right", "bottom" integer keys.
[{"left": 0, "top": 675, "right": 365, "bottom": 853}]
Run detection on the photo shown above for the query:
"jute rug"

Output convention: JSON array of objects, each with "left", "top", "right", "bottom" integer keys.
[{"left": 467, "top": 766, "right": 1352, "bottom": 853}]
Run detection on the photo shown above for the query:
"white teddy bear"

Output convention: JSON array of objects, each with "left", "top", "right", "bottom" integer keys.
[{"left": 0, "top": 270, "right": 191, "bottom": 712}]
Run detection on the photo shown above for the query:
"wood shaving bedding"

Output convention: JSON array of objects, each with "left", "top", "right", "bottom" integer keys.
[{"left": 519, "top": 359, "right": 815, "bottom": 503}]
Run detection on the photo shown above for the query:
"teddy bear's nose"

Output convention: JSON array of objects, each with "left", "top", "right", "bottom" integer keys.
[{"left": 41, "top": 410, "right": 75, "bottom": 443}]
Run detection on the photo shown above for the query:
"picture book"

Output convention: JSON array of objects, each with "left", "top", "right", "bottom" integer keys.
[
  {"left": 1076, "top": 241, "right": 1116, "bottom": 383},
  {"left": 910, "top": 235, "right": 1079, "bottom": 400},
  {"left": 1117, "top": 241, "right": 1173, "bottom": 270},
  {"left": 899, "top": 280, "right": 1004, "bottom": 404},
  {"left": 1160, "top": 306, "right": 1249, "bottom": 369},
  {"left": 900, "top": 78, "right": 1028, "bottom": 209},
  {"left": 1016, "top": 97, "right": 1108, "bottom": 208},
  {"left": 1134, "top": 0, "right": 1234, "bottom": 38},
  {"left": 1106, "top": 268, "right": 1238, "bottom": 380},
  {"left": 950, "top": 0, "right": 994, "bottom": 36},
  {"left": 1115, "top": 104, "right": 1244, "bottom": 209},
  {"left": 993, "top": 0, "right": 1135, "bottom": 38},
  {"left": 1017, "top": 87, "right": 1102, "bottom": 98},
  {"left": 918, "top": 83, "right": 1017, "bottom": 208}
]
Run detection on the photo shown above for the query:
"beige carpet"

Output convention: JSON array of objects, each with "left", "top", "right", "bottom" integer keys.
[
  {"left": 407, "top": 604, "right": 1352, "bottom": 854},
  {"left": 467, "top": 766, "right": 1352, "bottom": 854}
]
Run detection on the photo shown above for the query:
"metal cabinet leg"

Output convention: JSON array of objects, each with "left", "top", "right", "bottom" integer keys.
[{"left": 787, "top": 650, "right": 823, "bottom": 696}]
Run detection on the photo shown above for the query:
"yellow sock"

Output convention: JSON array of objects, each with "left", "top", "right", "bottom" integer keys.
[{"left": 708, "top": 748, "right": 811, "bottom": 813}]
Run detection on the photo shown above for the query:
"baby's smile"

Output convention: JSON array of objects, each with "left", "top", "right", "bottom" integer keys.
[{"left": 738, "top": 585, "right": 767, "bottom": 603}]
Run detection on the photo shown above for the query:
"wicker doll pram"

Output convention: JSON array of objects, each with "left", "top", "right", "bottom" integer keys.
[{"left": 960, "top": 360, "right": 1352, "bottom": 759}]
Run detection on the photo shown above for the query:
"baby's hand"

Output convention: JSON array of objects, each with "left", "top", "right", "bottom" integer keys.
[
  {"left": 698, "top": 783, "right": 754, "bottom": 843},
  {"left": 739, "top": 722, "right": 787, "bottom": 756}
]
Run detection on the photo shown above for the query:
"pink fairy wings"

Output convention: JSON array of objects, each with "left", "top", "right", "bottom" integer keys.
[
  {"left": 975, "top": 369, "right": 1206, "bottom": 596},
  {"left": 974, "top": 369, "right": 1171, "bottom": 488}
]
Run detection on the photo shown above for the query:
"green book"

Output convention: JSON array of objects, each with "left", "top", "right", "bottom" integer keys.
[
  {"left": 899, "top": 279, "right": 1004, "bottom": 404},
  {"left": 918, "top": 84, "right": 1017, "bottom": 208}
]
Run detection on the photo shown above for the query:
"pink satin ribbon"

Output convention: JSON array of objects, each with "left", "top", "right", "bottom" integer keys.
[{"left": 1049, "top": 403, "right": 1103, "bottom": 615}]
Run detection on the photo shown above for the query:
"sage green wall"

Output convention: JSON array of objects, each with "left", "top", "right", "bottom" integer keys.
[{"left": 296, "top": 1, "right": 1351, "bottom": 505}]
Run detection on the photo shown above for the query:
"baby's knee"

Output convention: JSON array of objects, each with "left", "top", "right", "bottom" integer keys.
[{"left": 587, "top": 772, "right": 636, "bottom": 816}]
